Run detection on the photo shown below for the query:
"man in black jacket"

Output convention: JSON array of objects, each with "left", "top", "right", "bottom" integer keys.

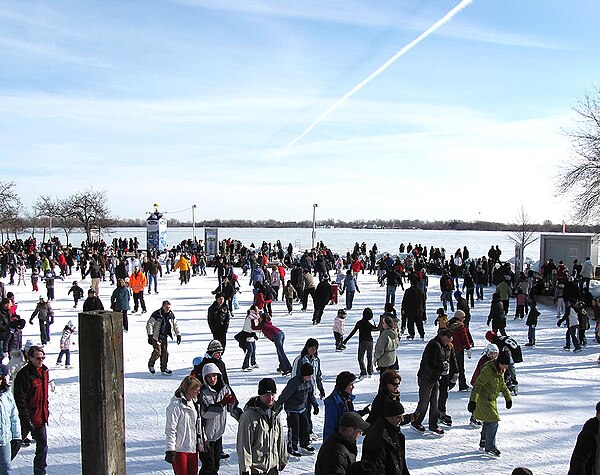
[
  {"left": 362, "top": 400, "right": 410, "bottom": 475},
  {"left": 569, "top": 401, "right": 600, "bottom": 474},
  {"left": 315, "top": 412, "right": 369, "bottom": 475},
  {"left": 207, "top": 293, "right": 231, "bottom": 350},
  {"left": 82, "top": 289, "right": 104, "bottom": 312},
  {"left": 411, "top": 329, "right": 453, "bottom": 435},
  {"left": 401, "top": 278, "right": 426, "bottom": 340}
]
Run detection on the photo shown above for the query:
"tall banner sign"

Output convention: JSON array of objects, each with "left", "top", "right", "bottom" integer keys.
[
  {"left": 205, "top": 228, "right": 219, "bottom": 256},
  {"left": 147, "top": 212, "right": 168, "bottom": 253}
]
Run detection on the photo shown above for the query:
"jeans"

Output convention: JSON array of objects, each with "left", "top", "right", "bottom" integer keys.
[
  {"left": 438, "top": 374, "right": 449, "bottom": 414},
  {"left": 566, "top": 326, "right": 581, "bottom": 350},
  {"left": 57, "top": 349, "right": 71, "bottom": 366},
  {"left": 358, "top": 340, "right": 373, "bottom": 375},
  {"left": 415, "top": 379, "right": 439, "bottom": 430},
  {"left": 32, "top": 426, "right": 48, "bottom": 475},
  {"left": 386, "top": 285, "right": 396, "bottom": 306},
  {"left": 441, "top": 291, "right": 454, "bottom": 312},
  {"left": 0, "top": 442, "right": 12, "bottom": 475},
  {"left": 39, "top": 320, "right": 50, "bottom": 345},
  {"left": 465, "top": 287, "right": 475, "bottom": 307},
  {"left": 199, "top": 437, "right": 222, "bottom": 475},
  {"left": 528, "top": 325, "right": 536, "bottom": 344},
  {"left": 272, "top": 332, "right": 291, "bottom": 372},
  {"left": 476, "top": 284, "right": 484, "bottom": 300},
  {"left": 481, "top": 421, "right": 499, "bottom": 451},
  {"left": 148, "top": 273, "right": 158, "bottom": 293},
  {"left": 455, "top": 350, "right": 468, "bottom": 390},
  {"left": 243, "top": 341, "right": 256, "bottom": 369},
  {"left": 345, "top": 290, "right": 355, "bottom": 310},
  {"left": 407, "top": 316, "right": 424, "bottom": 339}
]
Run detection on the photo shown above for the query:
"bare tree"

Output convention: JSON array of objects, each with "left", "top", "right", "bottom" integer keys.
[
  {"left": 33, "top": 195, "right": 62, "bottom": 241},
  {"left": 55, "top": 200, "right": 80, "bottom": 246},
  {"left": 507, "top": 207, "right": 539, "bottom": 273},
  {"left": 0, "top": 181, "right": 23, "bottom": 241},
  {"left": 557, "top": 85, "right": 600, "bottom": 223},
  {"left": 64, "top": 189, "right": 113, "bottom": 244}
]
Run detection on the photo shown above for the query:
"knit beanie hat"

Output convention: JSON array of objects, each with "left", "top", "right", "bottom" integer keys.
[
  {"left": 383, "top": 400, "right": 405, "bottom": 417},
  {"left": 207, "top": 340, "right": 224, "bottom": 354},
  {"left": 485, "top": 330, "right": 496, "bottom": 342},
  {"left": 258, "top": 378, "right": 277, "bottom": 395},
  {"left": 300, "top": 362, "right": 314, "bottom": 376},
  {"left": 335, "top": 371, "right": 357, "bottom": 391}
]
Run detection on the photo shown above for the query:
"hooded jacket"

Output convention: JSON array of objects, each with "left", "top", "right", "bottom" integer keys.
[
  {"left": 469, "top": 360, "right": 511, "bottom": 422},
  {"left": 374, "top": 328, "right": 400, "bottom": 368},
  {"left": 165, "top": 390, "right": 199, "bottom": 453},
  {"left": 198, "top": 363, "right": 238, "bottom": 442}
]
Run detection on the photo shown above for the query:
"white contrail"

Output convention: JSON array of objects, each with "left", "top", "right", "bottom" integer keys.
[{"left": 283, "top": 0, "right": 475, "bottom": 152}]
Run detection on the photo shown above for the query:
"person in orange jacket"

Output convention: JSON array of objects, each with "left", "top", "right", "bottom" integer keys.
[{"left": 129, "top": 266, "right": 148, "bottom": 314}]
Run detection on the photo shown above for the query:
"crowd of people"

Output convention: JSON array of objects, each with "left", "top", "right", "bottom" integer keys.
[{"left": 0, "top": 234, "right": 598, "bottom": 474}]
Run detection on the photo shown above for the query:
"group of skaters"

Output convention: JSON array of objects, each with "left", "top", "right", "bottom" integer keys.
[{"left": 0, "top": 234, "right": 598, "bottom": 474}]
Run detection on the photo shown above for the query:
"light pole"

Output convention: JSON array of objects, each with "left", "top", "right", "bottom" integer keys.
[
  {"left": 312, "top": 203, "right": 318, "bottom": 249},
  {"left": 192, "top": 205, "right": 197, "bottom": 242}
]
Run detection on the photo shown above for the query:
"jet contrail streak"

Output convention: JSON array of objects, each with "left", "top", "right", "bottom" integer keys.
[{"left": 283, "top": 0, "right": 474, "bottom": 152}]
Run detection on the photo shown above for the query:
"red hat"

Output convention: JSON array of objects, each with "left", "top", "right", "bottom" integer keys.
[{"left": 485, "top": 331, "right": 496, "bottom": 342}]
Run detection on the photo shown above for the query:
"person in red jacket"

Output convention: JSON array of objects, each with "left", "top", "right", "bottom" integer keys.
[
  {"left": 14, "top": 345, "right": 50, "bottom": 474},
  {"left": 448, "top": 310, "right": 472, "bottom": 391}
]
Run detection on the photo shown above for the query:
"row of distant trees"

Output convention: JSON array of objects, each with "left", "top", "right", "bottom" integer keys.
[{"left": 0, "top": 183, "right": 113, "bottom": 244}]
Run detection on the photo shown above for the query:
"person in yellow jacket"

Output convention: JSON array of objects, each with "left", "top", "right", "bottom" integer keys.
[
  {"left": 129, "top": 266, "right": 148, "bottom": 313},
  {"left": 173, "top": 254, "right": 191, "bottom": 285}
]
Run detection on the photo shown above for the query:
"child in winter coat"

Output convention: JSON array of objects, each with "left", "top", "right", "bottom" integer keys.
[
  {"left": 284, "top": 281, "right": 298, "bottom": 314},
  {"left": 57, "top": 321, "right": 76, "bottom": 368},
  {"left": 44, "top": 272, "right": 56, "bottom": 301},
  {"left": 333, "top": 309, "right": 347, "bottom": 351},
  {"left": 68, "top": 281, "right": 84, "bottom": 308},
  {"left": 434, "top": 308, "right": 448, "bottom": 329},
  {"left": 514, "top": 289, "right": 527, "bottom": 320},
  {"left": 17, "top": 262, "right": 27, "bottom": 286},
  {"left": 198, "top": 363, "right": 241, "bottom": 475},
  {"left": 558, "top": 304, "right": 582, "bottom": 352},
  {"left": 525, "top": 300, "right": 540, "bottom": 346},
  {"left": 30, "top": 268, "right": 39, "bottom": 293}
]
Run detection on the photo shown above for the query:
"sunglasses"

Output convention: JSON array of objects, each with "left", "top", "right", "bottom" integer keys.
[
  {"left": 33, "top": 356, "right": 45, "bottom": 361},
  {"left": 389, "top": 382, "right": 400, "bottom": 387}
]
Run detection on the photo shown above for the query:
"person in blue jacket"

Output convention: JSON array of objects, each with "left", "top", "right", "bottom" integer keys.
[{"left": 323, "top": 371, "right": 369, "bottom": 439}]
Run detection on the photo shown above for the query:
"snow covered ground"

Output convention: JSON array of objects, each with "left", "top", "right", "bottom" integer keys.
[{"left": 5, "top": 266, "right": 598, "bottom": 474}]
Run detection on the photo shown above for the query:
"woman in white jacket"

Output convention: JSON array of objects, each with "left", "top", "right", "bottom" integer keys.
[
  {"left": 165, "top": 376, "right": 202, "bottom": 475},
  {"left": 0, "top": 364, "right": 21, "bottom": 474}
]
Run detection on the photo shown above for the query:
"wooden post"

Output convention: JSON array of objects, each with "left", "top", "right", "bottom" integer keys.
[{"left": 78, "top": 310, "right": 126, "bottom": 475}]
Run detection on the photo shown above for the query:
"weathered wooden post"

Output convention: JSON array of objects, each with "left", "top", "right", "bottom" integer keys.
[{"left": 78, "top": 310, "right": 126, "bottom": 475}]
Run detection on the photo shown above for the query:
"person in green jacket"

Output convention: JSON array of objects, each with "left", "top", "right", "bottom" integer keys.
[{"left": 467, "top": 351, "right": 512, "bottom": 457}]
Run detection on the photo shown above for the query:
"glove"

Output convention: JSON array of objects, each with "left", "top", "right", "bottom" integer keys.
[
  {"left": 450, "top": 374, "right": 458, "bottom": 385},
  {"left": 219, "top": 393, "right": 236, "bottom": 407},
  {"left": 164, "top": 450, "right": 176, "bottom": 464},
  {"left": 176, "top": 334, "right": 182, "bottom": 345},
  {"left": 442, "top": 361, "right": 450, "bottom": 374},
  {"left": 313, "top": 404, "right": 319, "bottom": 415},
  {"left": 278, "top": 464, "right": 286, "bottom": 472},
  {"left": 410, "top": 412, "right": 419, "bottom": 422},
  {"left": 29, "top": 320, "right": 34, "bottom": 325},
  {"left": 556, "top": 320, "right": 562, "bottom": 327},
  {"left": 10, "top": 439, "right": 21, "bottom": 461},
  {"left": 467, "top": 348, "right": 473, "bottom": 359},
  {"left": 49, "top": 381, "right": 56, "bottom": 392},
  {"left": 506, "top": 399, "right": 512, "bottom": 410},
  {"left": 358, "top": 404, "right": 370, "bottom": 416},
  {"left": 468, "top": 401, "right": 476, "bottom": 413},
  {"left": 319, "top": 390, "right": 325, "bottom": 400},
  {"left": 148, "top": 335, "right": 154, "bottom": 345}
]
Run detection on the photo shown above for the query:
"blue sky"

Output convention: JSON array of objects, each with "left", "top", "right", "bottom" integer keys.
[{"left": 1, "top": 0, "right": 599, "bottom": 224}]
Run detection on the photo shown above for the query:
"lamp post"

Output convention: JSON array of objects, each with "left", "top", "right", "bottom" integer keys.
[
  {"left": 192, "top": 205, "right": 197, "bottom": 242},
  {"left": 312, "top": 203, "right": 318, "bottom": 250}
]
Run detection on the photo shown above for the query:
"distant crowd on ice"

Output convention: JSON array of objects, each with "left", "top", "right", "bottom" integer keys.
[{"left": 0, "top": 235, "right": 598, "bottom": 474}]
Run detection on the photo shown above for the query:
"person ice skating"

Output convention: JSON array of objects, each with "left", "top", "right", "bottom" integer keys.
[
  {"left": 401, "top": 277, "right": 426, "bottom": 340},
  {"left": 340, "top": 270, "right": 360, "bottom": 311},
  {"left": 323, "top": 371, "right": 370, "bottom": 439},
  {"left": 411, "top": 328, "right": 453, "bottom": 436},
  {"left": 275, "top": 362, "right": 318, "bottom": 456},
  {"left": 469, "top": 343, "right": 499, "bottom": 426},
  {"left": 0, "top": 363, "right": 21, "bottom": 473},
  {"left": 433, "top": 308, "right": 448, "bottom": 329},
  {"left": 437, "top": 331, "right": 458, "bottom": 427},
  {"left": 240, "top": 306, "right": 260, "bottom": 372},
  {"left": 56, "top": 321, "right": 76, "bottom": 368},
  {"left": 374, "top": 316, "right": 399, "bottom": 372},
  {"left": 284, "top": 280, "right": 297, "bottom": 314},
  {"left": 164, "top": 375, "right": 202, "bottom": 475},
  {"left": 313, "top": 276, "right": 332, "bottom": 325},
  {"left": 147, "top": 300, "right": 181, "bottom": 375},
  {"left": 173, "top": 254, "right": 191, "bottom": 285},
  {"left": 439, "top": 271, "right": 455, "bottom": 312},
  {"left": 568, "top": 400, "right": 600, "bottom": 475},
  {"left": 315, "top": 411, "right": 369, "bottom": 475},
  {"left": 67, "top": 281, "right": 84, "bottom": 308},
  {"left": 236, "top": 378, "right": 287, "bottom": 475},
  {"left": 487, "top": 292, "right": 507, "bottom": 336},
  {"left": 14, "top": 345, "right": 50, "bottom": 474},
  {"left": 29, "top": 296, "right": 53, "bottom": 345},
  {"left": 333, "top": 309, "right": 347, "bottom": 351},
  {"left": 110, "top": 278, "right": 131, "bottom": 332},
  {"left": 207, "top": 293, "right": 231, "bottom": 351},
  {"left": 447, "top": 310, "right": 472, "bottom": 391},
  {"left": 362, "top": 400, "right": 411, "bottom": 475},
  {"left": 129, "top": 266, "right": 148, "bottom": 314},
  {"left": 468, "top": 350, "right": 512, "bottom": 457},
  {"left": 558, "top": 303, "right": 583, "bottom": 353},
  {"left": 525, "top": 300, "right": 540, "bottom": 346},
  {"left": 301, "top": 269, "right": 316, "bottom": 311},
  {"left": 255, "top": 313, "right": 293, "bottom": 375},
  {"left": 191, "top": 339, "right": 230, "bottom": 384},
  {"left": 198, "top": 363, "right": 241, "bottom": 475},
  {"left": 343, "top": 307, "right": 377, "bottom": 378}
]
